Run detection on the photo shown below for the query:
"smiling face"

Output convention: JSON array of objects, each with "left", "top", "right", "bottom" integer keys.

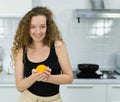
[{"left": 30, "top": 15, "right": 47, "bottom": 43}]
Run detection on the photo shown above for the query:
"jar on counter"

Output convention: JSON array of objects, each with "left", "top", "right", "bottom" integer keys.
[{"left": 0, "top": 60, "right": 3, "bottom": 72}]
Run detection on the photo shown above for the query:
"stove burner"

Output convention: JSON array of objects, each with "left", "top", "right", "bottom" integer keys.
[
  {"left": 76, "top": 72, "right": 102, "bottom": 78},
  {"left": 73, "top": 70, "right": 116, "bottom": 79}
]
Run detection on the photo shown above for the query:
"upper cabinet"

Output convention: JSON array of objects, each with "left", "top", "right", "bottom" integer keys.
[{"left": 0, "top": 0, "right": 32, "bottom": 17}]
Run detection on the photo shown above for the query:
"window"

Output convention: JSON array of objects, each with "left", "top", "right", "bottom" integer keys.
[{"left": 90, "top": 19, "right": 113, "bottom": 38}]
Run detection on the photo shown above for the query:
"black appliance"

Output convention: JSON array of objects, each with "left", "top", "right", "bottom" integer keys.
[{"left": 76, "top": 64, "right": 103, "bottom": 78}]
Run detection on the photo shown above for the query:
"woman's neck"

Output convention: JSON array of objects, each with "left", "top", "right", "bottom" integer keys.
[{"left": 30, "top": 42, "right": 47, "bottom": 49}]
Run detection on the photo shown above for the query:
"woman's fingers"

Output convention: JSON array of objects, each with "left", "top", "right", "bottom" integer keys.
[
  {"left": 38, "top": 67, "right": 51, "bottom": 81},
  {"left": 31, "top": 67, "right": 52, "bottom": 82}
]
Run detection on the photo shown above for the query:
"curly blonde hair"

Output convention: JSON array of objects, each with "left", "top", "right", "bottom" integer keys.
[{"left": 11, "top": 6, "right": 63, "bottom": 61}]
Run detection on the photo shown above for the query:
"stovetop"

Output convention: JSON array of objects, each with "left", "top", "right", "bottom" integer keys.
[{"left": 73, "top": 70, "right": 116, "bottom": 79}]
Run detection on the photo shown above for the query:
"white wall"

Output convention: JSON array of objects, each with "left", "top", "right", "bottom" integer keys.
[{"left": 32, "top": 0, "right": 120, "bottom": 71}]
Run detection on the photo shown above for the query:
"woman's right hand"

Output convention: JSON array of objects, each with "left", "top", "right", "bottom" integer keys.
[
  {"left": 31, "top": 67, "right": 51, "bottom": 82},
  {"left": 31, "top": 69, "right": 44, "bottom": 81}
]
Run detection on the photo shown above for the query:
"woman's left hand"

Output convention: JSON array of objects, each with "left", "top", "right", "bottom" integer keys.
[{"left": 39, "top": 67, "right": 51, "bottom": 82}]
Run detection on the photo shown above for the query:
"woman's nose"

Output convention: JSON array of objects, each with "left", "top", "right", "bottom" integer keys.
[{"left": 36, "top": 28, "right": 41, "bottom": 33}]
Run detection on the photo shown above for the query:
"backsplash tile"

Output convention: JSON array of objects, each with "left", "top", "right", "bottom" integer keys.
[{"left": 70, "top": 18, "right": 120, "bottom": 70}]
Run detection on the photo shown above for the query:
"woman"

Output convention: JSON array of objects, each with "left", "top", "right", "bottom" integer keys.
[{"left": 11, "top": 6, "right": 73, "bottom": 102}]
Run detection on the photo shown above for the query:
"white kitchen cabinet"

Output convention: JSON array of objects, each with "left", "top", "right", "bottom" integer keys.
[
  {"left": 0, "top": 84, "right": 20, "bottom": 102},
  {"left": 0, "top": 0, "right": 32, "bottom": 17},
  {"left": 107, "top": 84, "right": 120, "bottom": 102},
  {"left": 60, "top": 84, "right": 106, "bottom": 102}
]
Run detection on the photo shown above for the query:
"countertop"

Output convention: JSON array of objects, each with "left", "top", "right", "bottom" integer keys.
[
  {"left": 0, "top": 70, "right": 120, "bottom": 86},
  {"left": 0, "top": 71, "right": 15, "bottom": 84}
]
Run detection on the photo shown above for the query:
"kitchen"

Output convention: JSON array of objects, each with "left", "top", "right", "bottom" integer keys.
[{"left": 0, "top": 0, "right": 120, "bottom": 102}]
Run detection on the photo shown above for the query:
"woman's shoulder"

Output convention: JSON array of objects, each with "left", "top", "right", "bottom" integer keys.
[
  {"left": 13, "top": 48, "right": 23, "bottom": 62},
  {"left": 54, "top": 40, "right": 64, "bottom": 48},
  {"left": 15, "top": 48, "right": 23, "bottom": 57}
]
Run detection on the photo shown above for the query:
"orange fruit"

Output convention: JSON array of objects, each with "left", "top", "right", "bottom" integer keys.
[{"left": 36, "top": 64, "right": 47, "bottom": 72}]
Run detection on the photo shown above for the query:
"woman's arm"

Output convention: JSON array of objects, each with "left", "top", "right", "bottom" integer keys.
[
  {"left": 14, "top": 49, "right": 36, "bottom": 92},
  {"left": 45, "top": 41, "right": 73, "bottom": 84}
]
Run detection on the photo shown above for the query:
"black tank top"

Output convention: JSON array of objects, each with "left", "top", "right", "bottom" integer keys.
[{"left": 23, "top": 46, "right": 61, "bottom": 96}]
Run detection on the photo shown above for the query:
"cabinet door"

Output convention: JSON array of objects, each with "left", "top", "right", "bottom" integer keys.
[
  {"left": 0, "top": 85, "right": 20, "bottom": 102},
  {"left": 107, "top": 84, "right": 120, "bottom": 102},
  {"left": 0, "top": 0, "right": 32, "bottom": 17},
  {"left": 60, "top": 84, "right": 106, "bottom": 102}
]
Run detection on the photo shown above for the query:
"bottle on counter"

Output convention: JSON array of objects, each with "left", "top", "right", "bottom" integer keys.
[{"left": 0, "top": 46, "right": 4, "bottom": 72}]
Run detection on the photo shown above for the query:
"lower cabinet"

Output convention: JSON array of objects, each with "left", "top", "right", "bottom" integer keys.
[
  {"left": 1, "top": 83, "right": 120, "bottom": 102},
  {"left": 0, "top": 84, "right": 20, "bottom": 102},
  {"left": 107, "top": 84, "right": 120, "bottom": 102},
  {"left": 60, "top": 84, "right": 106, "bottom": 102}
]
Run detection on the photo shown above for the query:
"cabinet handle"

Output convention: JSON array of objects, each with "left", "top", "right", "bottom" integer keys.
[
  {"left": 67, "top": 85, "right": 93, "bottom": 88},
  {"left": 0, "top": 84, "right": 15, "bottom": 87},
  {"left": 109, "top": 100, "right": 120, "bottom": 102},
  {"left": 111, "top": 86, "right": 120, "bottom": 88}
]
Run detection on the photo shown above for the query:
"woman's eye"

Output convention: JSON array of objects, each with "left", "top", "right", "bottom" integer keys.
[
  {"left": 30, "top": 26, "right": 35, "bottom": 29},
  {"left": 41, "top": 26, "right": 46, "bottom": 28}
]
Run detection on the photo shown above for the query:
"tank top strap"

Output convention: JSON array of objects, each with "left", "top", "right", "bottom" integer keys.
[{"left": 23, "top": 46, "right": 27, "bottom": 64}]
